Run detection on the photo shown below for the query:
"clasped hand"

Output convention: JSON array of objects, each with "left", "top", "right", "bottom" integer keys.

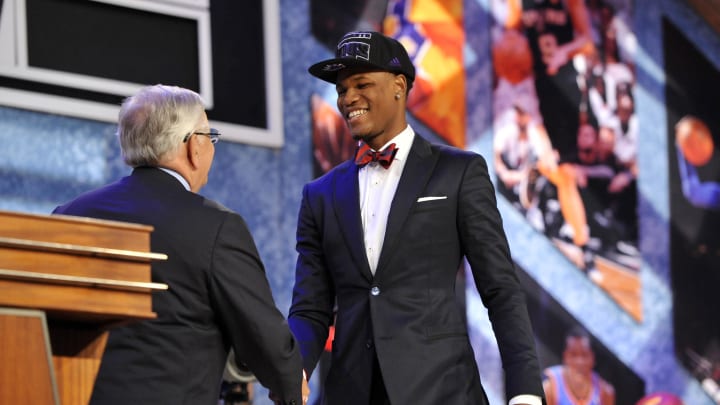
[{"left": 268, "top": 372, "right": 310, "bottom": 405}]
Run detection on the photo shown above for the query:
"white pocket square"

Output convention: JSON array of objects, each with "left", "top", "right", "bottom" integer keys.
[{"left": 417, "top": 196, "right": 447, "bottom": 202}]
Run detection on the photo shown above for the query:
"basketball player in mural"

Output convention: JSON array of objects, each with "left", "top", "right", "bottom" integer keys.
[
  {"left": 495, "top": 0, "right": 641, "bottom": 281},
  {"left": 500, "top": 0, "right": 599, "bottom": 272},
  {"left": 543, "top": 326, "right": 615, "bottom": 405}
]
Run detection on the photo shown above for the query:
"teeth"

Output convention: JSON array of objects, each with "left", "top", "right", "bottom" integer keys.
[{"left": 348, "top": 109, "right": 367, "bottom": 119}]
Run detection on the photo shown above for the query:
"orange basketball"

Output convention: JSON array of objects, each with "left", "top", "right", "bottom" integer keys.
[
  {"left": 493, "top": 29, "right": 533, "bottom": 85},
  {"left": 635, "top": 392, "right": 684, "bottom": 405},
  {"left": 676, "top": 116, "right": 714, "bottom": 166}
]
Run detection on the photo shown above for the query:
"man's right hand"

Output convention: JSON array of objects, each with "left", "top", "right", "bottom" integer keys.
[{"left": 301, "top": 376, "right": 310, "bottom": 404}]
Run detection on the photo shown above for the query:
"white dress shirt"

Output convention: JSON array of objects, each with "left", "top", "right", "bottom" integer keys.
[{"left": 358, "top": 125, "right": 414, "bottom": 274}]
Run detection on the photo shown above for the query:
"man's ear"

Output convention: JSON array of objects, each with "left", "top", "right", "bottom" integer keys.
[
  {"left": 394, "top": 74, "right": 408, "bottom": 96},
  {"left": 186, "top": 136, "right": 200, "bottom": 169}
]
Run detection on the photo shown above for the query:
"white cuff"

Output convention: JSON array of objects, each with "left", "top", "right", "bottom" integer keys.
[{"left": 508, "top": 394, "right": 542, "bottom": 405}]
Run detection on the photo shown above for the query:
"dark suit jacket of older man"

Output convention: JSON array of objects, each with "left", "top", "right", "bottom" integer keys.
[
  {"left": 54, "top": 167, "right": 303, "bottom": 405},
  {"left": 289, "top": 134, "right": 544, "bottom": 405}
]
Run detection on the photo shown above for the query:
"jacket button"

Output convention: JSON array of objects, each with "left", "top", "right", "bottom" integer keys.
[
  {"left": 366, "top": 339, "right": 373, "bottom": 349},
  {"left": 370, "top": 286, "right": 380, "bottom": 296}
]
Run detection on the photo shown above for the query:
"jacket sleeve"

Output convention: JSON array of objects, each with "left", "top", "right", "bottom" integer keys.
[
  {"left": 288, "top": 183, "right": 336, "bottom": 377},
  {"left": 457, "top": 154, "right": 545, "bottom": 400},
  {"left": 208, "top": 212, "right": 304, "bottom": 404}
]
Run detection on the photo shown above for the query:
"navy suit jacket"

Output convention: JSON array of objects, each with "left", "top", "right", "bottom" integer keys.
[
  {"left": 289, "top": 135, "right": 544, "bottom": 404},
  {"left": 54, "top": 167, "right": 303, "bottom": 405}
]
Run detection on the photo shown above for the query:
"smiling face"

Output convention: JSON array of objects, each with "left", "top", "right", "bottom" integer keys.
[{"left": 335, "top": 68, "right": 407, "bottom": 150}]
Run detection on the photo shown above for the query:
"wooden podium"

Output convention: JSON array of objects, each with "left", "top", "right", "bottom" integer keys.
[{"left": 0, "top": 210, "right": 168, "bottom": 405}]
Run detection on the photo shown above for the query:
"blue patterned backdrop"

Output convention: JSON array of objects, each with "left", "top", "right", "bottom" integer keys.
[{"left": 0, "top": 0, "right": 718, "bottom": 404}]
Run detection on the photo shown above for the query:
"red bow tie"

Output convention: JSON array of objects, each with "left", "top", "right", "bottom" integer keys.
[{"left": 355, "top": 143, "right": 398, "bottom": 169}]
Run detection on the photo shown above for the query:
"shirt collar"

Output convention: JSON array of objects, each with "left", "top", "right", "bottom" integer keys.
[{"left": 158, "top": 167, "right": 191, "bottom": 191}]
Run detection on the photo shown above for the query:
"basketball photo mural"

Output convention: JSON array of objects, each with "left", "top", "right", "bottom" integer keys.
[{"left": 489, "top": 0, "right": 642, "bottom": 320}]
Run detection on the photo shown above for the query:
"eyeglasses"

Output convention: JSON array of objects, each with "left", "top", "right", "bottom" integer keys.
[{"left": 183, "top": 128, "right": 221, "bottom": 144}]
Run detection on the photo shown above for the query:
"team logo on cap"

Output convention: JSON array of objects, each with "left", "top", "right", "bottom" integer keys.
[
  {"left": 337, "top": 42, "right": 370, "bottom": 61},
  {"left": 336, "top": 32, "right": 372, "bottom": 61}
]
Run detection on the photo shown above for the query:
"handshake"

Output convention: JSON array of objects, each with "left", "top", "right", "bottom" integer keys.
[{"left": 224, "top": 349, "right": 310, "bottom": 405}]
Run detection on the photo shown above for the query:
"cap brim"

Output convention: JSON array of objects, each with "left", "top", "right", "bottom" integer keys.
[{"left": 308, "top": 58, "right": 399, "bottom": 84}]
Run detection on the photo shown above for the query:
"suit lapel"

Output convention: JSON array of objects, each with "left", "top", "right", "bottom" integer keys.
[
  {"left": 333, "top": 162, "right": 374, "bottom": 281},
  {"left": 376, "top": 136, "right": 438, "bottom": 274}
]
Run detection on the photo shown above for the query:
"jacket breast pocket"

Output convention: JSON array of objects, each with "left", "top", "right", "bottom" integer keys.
[
  {"left": 413, "top": 198, "right": 449, "bottom": 214},
  {"left": 406, "top": 199, "right": 456, "bottom": 247}
]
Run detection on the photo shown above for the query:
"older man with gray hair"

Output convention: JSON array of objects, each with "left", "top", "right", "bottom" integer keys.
[{"left": 54, "top": 84, "right": 308, "bottom": 405}]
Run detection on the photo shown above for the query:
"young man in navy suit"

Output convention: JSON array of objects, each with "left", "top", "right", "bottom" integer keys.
[
  {"left": 54, "top": 85, "right": 308, "bottom": 405},
  {"left": 288, "top": 31, "right": 545, "bottom": 404}
]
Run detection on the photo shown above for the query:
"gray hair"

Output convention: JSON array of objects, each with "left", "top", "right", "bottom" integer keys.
[{"left": 118, "top": 84, "right": 205, "bottom": 167}]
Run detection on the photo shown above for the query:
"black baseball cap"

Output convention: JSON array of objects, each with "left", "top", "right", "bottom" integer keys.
[{"left": 308, "top": 31, "right": 416, "bottom": 85}]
